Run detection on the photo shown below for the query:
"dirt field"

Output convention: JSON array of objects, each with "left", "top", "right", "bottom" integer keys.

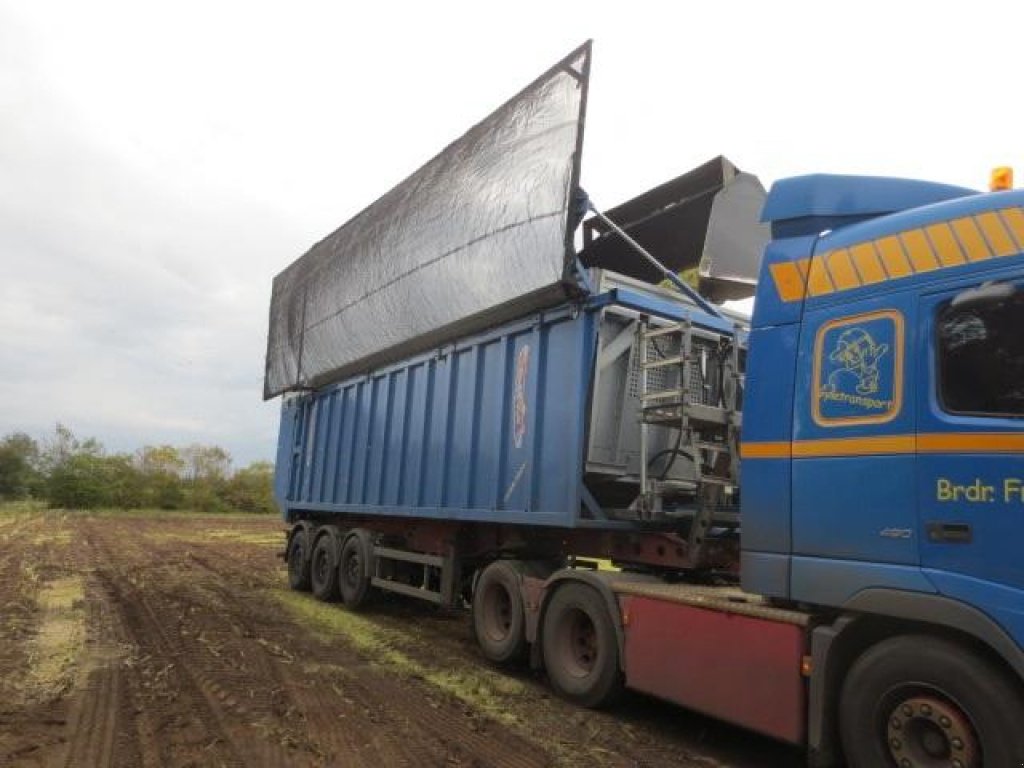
[{"left": 0, "top": 508, "right": 802, "bottom": 767}]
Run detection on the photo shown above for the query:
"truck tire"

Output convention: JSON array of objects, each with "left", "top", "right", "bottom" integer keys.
[
  {"left": 541, "top": 582, "right": 623, "bottom": 708},
  {"left": 473, "top": 561, "right": 527, "bottom": 664},
  {"left": 338, "top": 533, "right": 373, "bottom": 609},
  {"left": 839, "top": 634, "right": 1024, "bottom": 768},
  {"left": 310, "top": 532, "right": 340, "bottom": 602},
  {"left": 286, "top": 527, "right": 312, "bottom": 592}
]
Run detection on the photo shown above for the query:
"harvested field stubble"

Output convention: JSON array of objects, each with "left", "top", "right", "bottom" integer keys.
[{"left": 0, "top": 507, "right": 800, "bottom": 767}]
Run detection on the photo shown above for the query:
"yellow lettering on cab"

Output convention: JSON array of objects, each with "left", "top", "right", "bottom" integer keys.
[{"left": 936, "top": 478, "right": 996, "bottom": 503}]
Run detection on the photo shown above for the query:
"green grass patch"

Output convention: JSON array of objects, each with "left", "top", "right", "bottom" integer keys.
[
  {"left": 197, "top": 529, "right": 282, "bottom": 546},
  {"left": 269, "top": 588, "right": 528, "bottom": 726},
  {"left": 30, "top": 527, "right": 71, "bottom": 547},
  {"left": 85, "top": 507, "right": 276, "bottom": 518},
  {"left": 0, "top": 499, "right": 48, "bottom": 518},
  {"left": 140, "top": 528, "right": 282, "bottom": 547}
]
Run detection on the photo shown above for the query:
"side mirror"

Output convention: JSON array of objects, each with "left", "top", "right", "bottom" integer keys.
[{"left": 950, "top": 281, "right": 1017, "bottom": 310}]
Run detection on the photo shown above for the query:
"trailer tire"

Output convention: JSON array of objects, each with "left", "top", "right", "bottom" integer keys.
[
  {"left": 339, "top": 533, "right": 373, "bottom": 609},
  {"left": 839, "top": 634, "right": 1024, "bottom": 768},
  {"left": 310, "top": 533, "right": 340, "bottom": 602},
  {"left": 286, "top": 527, "right": 312, "bottom": 592},
  {"left": 473, "top": 561, "right": 527, "bottom": 665},
  {"left": 541, "top": 583, "right": 623, "bottom": 708}
]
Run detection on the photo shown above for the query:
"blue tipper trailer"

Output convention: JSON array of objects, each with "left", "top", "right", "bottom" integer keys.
[
  {"left": 275, "top": 277, "right": 741, "bottom": 531},
  {"left": 265, "top": 42, "right": 1024, "bottom": 768}
]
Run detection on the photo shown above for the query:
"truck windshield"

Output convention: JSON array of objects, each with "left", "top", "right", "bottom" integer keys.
[{"left": 938, "top": 287, "right": 1024, "bottom": 418}]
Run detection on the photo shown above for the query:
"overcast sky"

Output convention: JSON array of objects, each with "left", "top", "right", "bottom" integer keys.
[{"left": 1, "top": 1, "right": 1020, "bottom": 465}]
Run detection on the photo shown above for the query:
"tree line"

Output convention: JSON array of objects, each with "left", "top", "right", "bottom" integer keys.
[{"left": 0, "top": 425, "right": 276, "bottom": 513}]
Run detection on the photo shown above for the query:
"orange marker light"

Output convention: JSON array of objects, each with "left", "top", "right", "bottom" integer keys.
[
  {"left": 801, "top": 655, "right": 813, "bottom": 677},
  {"left": 990, "top": 166, "right": 1014, "bottom": 191}
]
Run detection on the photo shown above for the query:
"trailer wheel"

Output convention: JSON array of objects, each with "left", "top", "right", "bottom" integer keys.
[
  {"left": 310, "top": 533, "right": 340, "bottom": 601},
  {"left": 541, "top": 583, "right": 622, "bottom": 708},
  {"left": 286, "top": 527, "right": 312, "bottom": 592},
  {"left": 339, "top": 533, "right": 373, "bottom": 609},
  {"left": 472, "top": 561, "right": 527, "bottom": 664},
  {"left": 839, "top": 635, "right": 1024, "bottom": 768}
]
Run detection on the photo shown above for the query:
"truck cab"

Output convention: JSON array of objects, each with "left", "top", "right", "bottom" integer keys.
[{"left": 743, "top": 174, "right": 1024, "bottom": 765}]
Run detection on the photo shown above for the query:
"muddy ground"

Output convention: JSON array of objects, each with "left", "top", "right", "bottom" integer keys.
[{"left": 0, "top": 508, "right": 802, "bottom": 767}]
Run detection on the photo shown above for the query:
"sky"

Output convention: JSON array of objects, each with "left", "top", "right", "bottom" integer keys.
[{"left": 1, "top": 0, "right": 1020, "bottom": 466}]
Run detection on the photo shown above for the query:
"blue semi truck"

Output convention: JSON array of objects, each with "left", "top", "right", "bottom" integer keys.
[{"left": 265, "top": 43, "right": 1024, "bottom": 766}]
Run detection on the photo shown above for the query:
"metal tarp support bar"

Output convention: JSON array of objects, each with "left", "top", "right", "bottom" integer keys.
[{"left": 584, "top": 198, "right": 723, "bottom": 318}]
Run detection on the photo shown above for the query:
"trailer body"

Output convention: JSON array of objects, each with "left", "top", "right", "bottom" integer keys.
[{"left": 276, "top": 273, "right": 742, "bottom": 531}]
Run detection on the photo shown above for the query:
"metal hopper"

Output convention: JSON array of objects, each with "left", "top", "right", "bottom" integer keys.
[{"left": 579, "top": 156, "right": 768, "bottom": 302}]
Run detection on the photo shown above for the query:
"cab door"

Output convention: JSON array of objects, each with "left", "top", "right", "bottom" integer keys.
[
  {"left": 790, "top": 288, "right": 921, "bottom": 604},
  {"left": 917, "top": 277, "right": 1024, "bottom": 596}
]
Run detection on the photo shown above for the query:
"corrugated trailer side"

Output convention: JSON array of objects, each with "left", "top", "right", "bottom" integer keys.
[{"left": 276, "top": 303, "right": 598, "bottom": 529}]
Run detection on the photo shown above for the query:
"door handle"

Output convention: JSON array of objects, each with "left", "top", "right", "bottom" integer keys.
[{"left": 926, "top": 522, "right": 972, "bottom": 543}]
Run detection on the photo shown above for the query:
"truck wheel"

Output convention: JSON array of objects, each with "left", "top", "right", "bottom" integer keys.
[
  {"left": 473, "top": 561, "right": 527, "bottom": 664},
  {"left": 339, "top": 533, "right": 373, "bottom": 609},
  {"left": 541, "top": 583, "right": 622, "bottom": 708},
  {"left": 310, "top": 532, "right": 340, "bottom": 601},
  {"left": 286, "top": 527, "right": 311, "bottom": 591},
  {"left": 839, "top": 635, "right": 1024, "bottom": 768}
]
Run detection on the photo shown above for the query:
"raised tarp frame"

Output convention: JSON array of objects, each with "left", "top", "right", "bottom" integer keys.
[{"left": 264, "top": 42, "right": 592, "bottom": 398}]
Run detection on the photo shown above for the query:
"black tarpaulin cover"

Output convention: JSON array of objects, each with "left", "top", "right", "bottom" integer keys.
[{"left": 264, "top": 43, "right": 592, "bottom": 398}]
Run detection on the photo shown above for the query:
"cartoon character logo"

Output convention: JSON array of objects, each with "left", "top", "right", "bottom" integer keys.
[
  {"left": 513, "top": 345, "right": 530, "bottom": 449},
  {"left": 825, "top": 327, "right": 889, "bottom": 395}
]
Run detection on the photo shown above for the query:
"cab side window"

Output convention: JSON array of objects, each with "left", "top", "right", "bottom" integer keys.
[{"left": 937, "top": 288, "right": 1024, "bottom": 417}]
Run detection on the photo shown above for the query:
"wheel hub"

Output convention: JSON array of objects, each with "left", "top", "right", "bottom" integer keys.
[
  {"left": 344, "top": 551, "right": 360, "bottom": 586},
  {"left": 886, "top": 695, "right": 979, "bottom": 768},
  {"left": 482, "top": 585, "right": 513, "bottom": 641},
  {"left": 314, "top": 548, "right": 329, "bottom": 582},
  {"left": 567, "top": 611, "right": 597, "bottom": 675},
  {"left": 289, "top": 541, "right": 303, "bottom": 572}
]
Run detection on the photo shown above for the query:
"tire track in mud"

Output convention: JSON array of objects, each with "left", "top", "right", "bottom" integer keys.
[
  {"left": 177, "top": 529, "right": 756, "bottom": 768},
  {"left": 79, "top": 522, "right": 266, "bottom": 767},
  {"left": 180, "top": 543, "right": 553, "bottom": 768},
  {"left": 0, "top": 512, "right": 120, "bottom": 768},
  {"left": 75, "top": 519, "right": 502, "bottom": 767},
  {"left": 0, "top": 513, "right": 801, "bottom": 768},
  {"left": 132, "top": 539, "right": 392, "bottom": 766},
  {"left": 60, "top": 580, "right": 125, "bottom": 768}
]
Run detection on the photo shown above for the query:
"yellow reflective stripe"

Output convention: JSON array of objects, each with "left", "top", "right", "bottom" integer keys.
[
  {"left": 999, "top": 207, "right": 1024, "bottom": 251},
  {"left": 807, "top": 255, "right": 835, "bottom": 296},
  {"left": 875, "top": 235, "right": 913, "bottom": 278},
  {"left": 925, "top": 222, "right": 966, "bottom": 267},
  {"left": 791, "top": 435, "right": 916, "bottom": 457},
  {"left": 900, "top": 229, "right": 939, "bottom": 272},
  {"left": 743, "top": 432, "right": 1024, "bottom": 459},
  {"left": 950, "top": 216, "right": 992, "bottom": 262},
  {"left": 769, "top": 260, "right": 808, "bottom": 302},
  {"left": 849, "top": 242, "right": 887, "bottom": 284},
  {"left": 740, "top": 441, "right": 791, "bottom": 459},
  {"left": 918, "top": 432, "right": 1024, "bottom": 453},
  {"left": 768, "top": 206, "right": 1023, "bottom": 303},
  {"left": 826, "top": 249, "right": 861, "bottom": 291},
  {"left": 976, "top": 211, "right": 1017, "bottom": 256}
]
